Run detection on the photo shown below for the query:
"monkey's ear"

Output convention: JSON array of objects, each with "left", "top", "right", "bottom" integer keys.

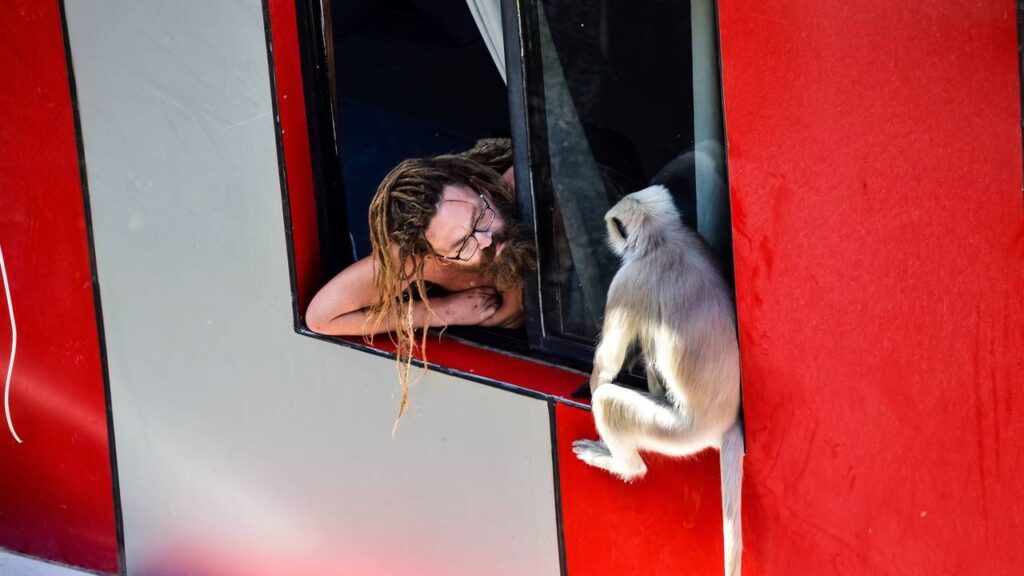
[{"left": 611, "top": 217, "right": 628, "bottom": 240}]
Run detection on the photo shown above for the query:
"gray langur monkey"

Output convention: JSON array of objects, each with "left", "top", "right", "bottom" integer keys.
[{"left": 572, "top": 185, "right": 745, "bottom": 576}]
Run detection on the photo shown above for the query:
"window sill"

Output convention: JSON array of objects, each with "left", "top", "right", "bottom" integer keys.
[{"left": 296, "top": 325, "right": 592, "bottom": 409}]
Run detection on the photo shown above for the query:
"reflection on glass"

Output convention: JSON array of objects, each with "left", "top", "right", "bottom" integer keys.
[
  {"left": 332, "top": 1, "right": 509, "bottom": 259},
  {"left": 526, "top": 0, "right": 729, "bottom": 346}
]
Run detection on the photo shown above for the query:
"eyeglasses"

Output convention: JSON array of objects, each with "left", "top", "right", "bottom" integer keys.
[{"left": 443, "top": 193, "right": 495, "bottom": 262}]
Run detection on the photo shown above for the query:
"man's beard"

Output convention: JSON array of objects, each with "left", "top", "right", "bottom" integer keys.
[
  {"left": 469, "top": 220, "right": 536, "bottom": 293},
  {"left": 461, "top": 186, "right": 537, "bottom": 292}
]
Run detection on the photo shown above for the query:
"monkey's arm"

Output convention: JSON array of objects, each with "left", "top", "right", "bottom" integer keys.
[
  {"left": 590, "top": 306, "right": 636, "bottom": 393},
  {"left": 645, "top": 363, "right": 666, "bottom": 396}
]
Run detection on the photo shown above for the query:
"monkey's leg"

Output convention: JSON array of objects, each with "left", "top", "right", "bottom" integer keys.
[
  {"left": 573, "top": 384, "right": 702, "bottom": 482},
  {"left": 645, "top": 362, "right": 666, "bottom": 396}
]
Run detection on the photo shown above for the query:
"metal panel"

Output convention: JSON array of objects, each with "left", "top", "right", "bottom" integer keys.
[
  {"left": 0, "top": 0, "right": 118, "bottom": 572},
  {"left": 0, "top": 551, "right": 98, "bottom": 576},
  {"left": 556, "top": 403, "right": 725, "bottom": 575},
  {"left": 718, "top": 1, "right": 1024, "bottom": 574},
  {"left": 62, "top": 2, "right": 560, "bottom": 575}
]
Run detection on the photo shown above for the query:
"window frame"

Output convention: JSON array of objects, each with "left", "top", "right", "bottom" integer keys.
[
  {"left": 506, "top": 0, "right": 712, "bottom": 367},
  {"left": 285, "top": 0, "right": 723, "bottom": 391},
  {"left": 505, "top": 0, "right": 611, "bottom": 365},
  {"left": 293, "top": 0, "right": 350, "bottom": 280}
]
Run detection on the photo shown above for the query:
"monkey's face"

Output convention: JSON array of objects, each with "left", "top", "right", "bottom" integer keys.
[{"left": 604, "top": 201, "right": 633, "bottom": 257}]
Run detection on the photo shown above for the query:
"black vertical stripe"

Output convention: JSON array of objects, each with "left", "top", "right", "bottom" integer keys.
[
  {"left": 293, "top": 0, "right": 352, "bottom": 280},
  {"left": 261, "top": 0, "right": 302, "bottom": 331},
  {"left": 57, "top": 1, "right": 127, "bottom": 573},
  {"left": 548, "top": 401, "right": 569, "bottom": 576}
]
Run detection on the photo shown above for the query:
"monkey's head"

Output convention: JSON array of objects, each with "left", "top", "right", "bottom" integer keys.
[{"left": 604, "top": 185, "right": 681, "bottom": 258}]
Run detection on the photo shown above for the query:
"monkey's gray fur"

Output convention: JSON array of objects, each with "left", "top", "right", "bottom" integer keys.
[{"left": 573, "top": 185, "right": 745, "bottom": 576}]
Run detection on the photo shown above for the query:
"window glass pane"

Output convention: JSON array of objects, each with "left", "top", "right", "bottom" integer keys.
[
  {"left": 523, "top": 0, "right": 729, "bottom": 346},
  {"left": 332, "top": 0, "right": 510, "bottom": 259}
]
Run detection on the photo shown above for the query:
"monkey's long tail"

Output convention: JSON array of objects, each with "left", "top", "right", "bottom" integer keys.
[{"left": 721, "top": 419, "right": 745, "bottom": 576}]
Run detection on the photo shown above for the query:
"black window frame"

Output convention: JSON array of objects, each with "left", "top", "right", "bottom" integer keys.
[
  {"left": 506, "top": 0, "right": 610, "bottom": 365},
  {"left": 294, "top": 0, "right": 350, "bottom": 279}
]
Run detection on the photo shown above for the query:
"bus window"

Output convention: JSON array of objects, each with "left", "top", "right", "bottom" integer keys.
[{"left": 294, "top": 0, "right": 731, "bottom": 376}]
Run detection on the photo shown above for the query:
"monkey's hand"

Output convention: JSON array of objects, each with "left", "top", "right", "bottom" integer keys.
[{"left": 589, "top": 367, "right": 616, "bottom": 394}]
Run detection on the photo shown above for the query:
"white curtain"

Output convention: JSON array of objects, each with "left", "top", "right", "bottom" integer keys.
[{"left": 464, "top": 0, "right": 506, "bottom": 83}]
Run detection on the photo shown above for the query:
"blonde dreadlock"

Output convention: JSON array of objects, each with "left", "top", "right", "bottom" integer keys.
[{"left": 366, "top": 140, "right": 524, "bottom": 430}]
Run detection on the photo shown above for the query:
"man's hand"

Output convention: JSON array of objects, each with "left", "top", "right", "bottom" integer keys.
[
  {"left": 432, "top": 287, "right": 501, "bottom": 326},
  {"left": 479, "top": 284, "right": 525, "bottom": 328}
]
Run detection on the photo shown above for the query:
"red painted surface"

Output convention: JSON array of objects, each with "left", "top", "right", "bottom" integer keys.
[
  {"left": 717, "top": 1, "right": 1024, "bottom": 574},
  {"left": 0, "top": 1, "right": 118, "bottom": 572},
  {"left": 268, "top": 0, "right": 321, "bottom": 314},
  {"left": 342, "top": 335, "right": 585, "bottom": 400},
  {"left": 556, "top": 403, "right": 726, "bottom": 575},
  {"left": 138, "top": 539, "right": 456, "bottom": 576}
]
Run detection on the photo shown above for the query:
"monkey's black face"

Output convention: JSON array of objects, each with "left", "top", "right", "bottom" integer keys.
[
  {"left": 604, "top": 208, "right": 632, "bottom": 257},
  {"left": 605, "top": 185, "right": 682, "bottom": 259},
  {"left": 611, "top": 217, "right": 628, "bottom": 240}
]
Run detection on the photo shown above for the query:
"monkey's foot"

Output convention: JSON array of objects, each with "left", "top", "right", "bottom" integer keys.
[
  {"left": 572, "top": 439, "right": 611, "bottom": 461},
  {"left": 572, "top": 439, "right": 646, "bottom": 482}
]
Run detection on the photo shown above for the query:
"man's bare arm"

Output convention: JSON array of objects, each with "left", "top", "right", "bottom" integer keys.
[{"left": 305, "top": 255, "right": 501, "bottom": 336}]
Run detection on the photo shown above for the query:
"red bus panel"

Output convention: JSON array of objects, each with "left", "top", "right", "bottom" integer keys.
[
  {"left": 0, "top": 1, "right": 118, "bottom": 572},
  {"left": 718, "top": 2, "right": 1024, "bottom": 574}
]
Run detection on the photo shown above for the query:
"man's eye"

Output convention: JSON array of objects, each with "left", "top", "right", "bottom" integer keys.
[{"left": 475, "top": 208, "right": 494, "bottom": 232}]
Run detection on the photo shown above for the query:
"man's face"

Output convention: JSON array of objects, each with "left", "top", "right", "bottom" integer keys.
[{"left": 424, "top": 184, "right": 509, "bottom": 269}]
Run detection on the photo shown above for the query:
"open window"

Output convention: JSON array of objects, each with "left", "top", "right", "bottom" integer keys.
[{"left": 290, "top": 0, "right": 732, "bottom": 389}]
